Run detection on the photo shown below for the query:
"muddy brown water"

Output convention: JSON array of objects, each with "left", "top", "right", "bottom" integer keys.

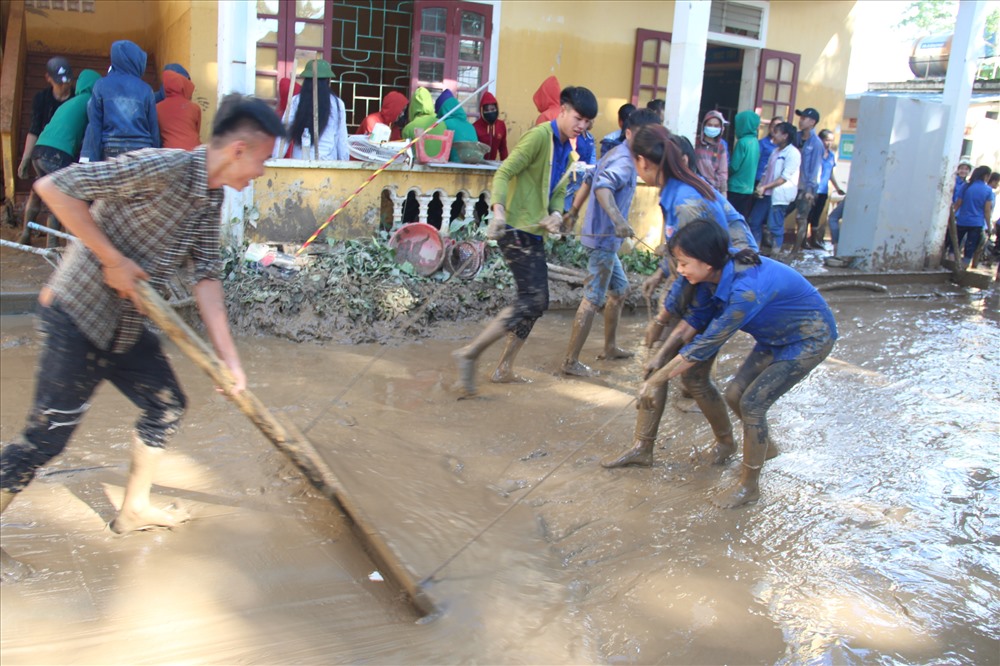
[{"left": 2, "top": 285, "right": 999, "bottom": 664}]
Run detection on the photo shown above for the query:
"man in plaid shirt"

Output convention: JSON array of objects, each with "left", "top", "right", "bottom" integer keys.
[{"left": 1, "top": 94, "right": 284, "bottom": 577}]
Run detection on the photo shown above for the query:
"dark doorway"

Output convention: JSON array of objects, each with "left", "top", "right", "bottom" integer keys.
[{"left": 700, "top": 45, "right": 743, "bottom": 147}]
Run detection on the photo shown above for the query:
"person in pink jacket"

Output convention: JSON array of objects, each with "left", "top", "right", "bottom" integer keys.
[{"left": 694, "top": 110, "right": 729, "bottom": 194}]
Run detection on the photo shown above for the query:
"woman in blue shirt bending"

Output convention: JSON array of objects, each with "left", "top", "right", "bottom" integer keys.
[
  {"left": 639, "top": 219, "right": 837, "bottom": 508},
  {"left": 602, "top": 125, "right": 758, "bottom": 469}
]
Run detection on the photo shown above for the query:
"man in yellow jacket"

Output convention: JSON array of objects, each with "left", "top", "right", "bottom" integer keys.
[{"left": 453, "top": 86, "right": 598, "bottom": 396}]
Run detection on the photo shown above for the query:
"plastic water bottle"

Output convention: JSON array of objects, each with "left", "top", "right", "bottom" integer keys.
[{"left": 302, "top": 128, "right": 312, "bottom": 157}]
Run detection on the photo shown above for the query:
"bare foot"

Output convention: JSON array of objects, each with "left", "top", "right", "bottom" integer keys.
[
  {"left": 693, "top": 439, "right": 736, "bottom": 465},
  {"left": 597, "top": 347, "right": 634, "bottom": 361},
  {"left": 110, "top": 504, "right": 190, "bottom": 534},
  {"left": 1, "top": 547, "right": 33, "bottom": 583},
  {"left": 601, "top": 441, "right": 654, "bottom": 468},
  {"left": 562, "top": 360, "right": 596, "bottom": 377},
  {"left": 452, "top": 348, "right": 477, "bottom": 397},
  {"left": 711, "top": 482, "right": 760, "bottom": 509},
  {"left": 490, "top": 368, "right": 531, "bottom": 384}
]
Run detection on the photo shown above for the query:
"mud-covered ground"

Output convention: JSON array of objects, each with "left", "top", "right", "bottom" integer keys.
[{"left": 2, "top": 267, "right": 998, "bottom": 664}]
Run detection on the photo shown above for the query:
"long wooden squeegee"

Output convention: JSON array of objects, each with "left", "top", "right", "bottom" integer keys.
[{"left": 135, "top": 281, "right": 437, "bottom": 617}]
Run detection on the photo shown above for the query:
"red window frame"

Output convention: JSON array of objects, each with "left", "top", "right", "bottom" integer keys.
[
  {"left": 410, "top": 1, "right": 492, "bottom": 111},
  {"left": 631, "top": 29, "right": 672, "bottom": 107},
  {"left": 755, "top": 49, "right": 800, "bottom": 123},
  {"left": 256, "top": 0, "right": 334, "bottom": 104}
]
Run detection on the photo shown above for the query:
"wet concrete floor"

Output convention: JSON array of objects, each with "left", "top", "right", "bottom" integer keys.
[{"left": 1, "top": 289, "right": 998, "bottom": 664}]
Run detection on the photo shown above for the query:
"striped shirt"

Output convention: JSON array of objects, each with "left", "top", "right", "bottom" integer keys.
[{"left": 47, "top": 147, "right": 224, "bottom": 353}]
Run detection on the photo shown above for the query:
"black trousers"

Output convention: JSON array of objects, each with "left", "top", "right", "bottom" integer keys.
[
  {"left": 498, "top": 229, "right": 549, "bottom": 340},
  {"left": 0, "top": 302, "right": 186, "bottom": 494}
]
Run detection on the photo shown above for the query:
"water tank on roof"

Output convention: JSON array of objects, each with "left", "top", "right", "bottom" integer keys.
[{"left": 909, "top": 34, "right": 952, "bottom": 78}]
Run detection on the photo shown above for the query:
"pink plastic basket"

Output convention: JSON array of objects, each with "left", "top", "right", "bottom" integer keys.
[{"left": 414, "top": 129, "right": 454, "bottom": 164}]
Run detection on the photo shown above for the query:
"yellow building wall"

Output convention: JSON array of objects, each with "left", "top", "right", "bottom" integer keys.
[
  {"left": 495, "top": 1, "right": 676, "bottom": 148},
  {"left": 766, "top": 0, "right": 856, "bottom": 136},
  {"left": 495, "top": 1, "right": 855, "bottom": 145},
  {"left": 23, "top": 0, "right": 155, "bottom": 56},
  {"left": 150, "top": 0, "right": 219, "bottom": 144},
  {"left": 253, "top": 164, "right": 496, "bottom": 243}
]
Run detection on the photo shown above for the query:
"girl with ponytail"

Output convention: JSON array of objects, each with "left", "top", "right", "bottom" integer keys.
[{"left": 601, "top": 124, "right": 758, "bottom": 471}]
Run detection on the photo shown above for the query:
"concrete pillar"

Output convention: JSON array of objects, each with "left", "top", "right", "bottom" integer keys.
[
  {"left": 837, "top": 96, "right": 950, "bottom": 270},
  {"left": 927, "top": 0, "right": 988, "bottom": 264},
  {"left": 217, "top": 0, "right": 257, "bottom": 248},
  {"left": 664, "top": 1, "right": 710, "bottom": 140}
]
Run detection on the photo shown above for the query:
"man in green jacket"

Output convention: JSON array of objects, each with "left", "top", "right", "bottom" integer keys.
[
  {"left": 18, "top": 69, "right": 102, "bottom": 247},
  {"left": 726, "top": 110, "right": 761, "bottom": 220},
  {"left": 453, "top": 86, "right": 598, "bottom": 396}
]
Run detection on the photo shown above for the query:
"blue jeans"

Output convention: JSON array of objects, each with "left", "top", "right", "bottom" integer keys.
[
  {"left": 768, "top": 204, "right": 789, "bottom": 249},
  {"left": 747, "top": 195, "right": 771, "bottom": 247},
  {"left": 956, "top": 225, "right": 983, "bottom": 264},
  {"left": 583, "top": 248, "right": 628, "bottom": 307},
  {"left": 828, "top": 200, "right": 845, "bottom": 245}
]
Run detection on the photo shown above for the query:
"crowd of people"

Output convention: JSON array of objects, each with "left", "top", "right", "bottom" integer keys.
[
  {"left": 5, "top": 53, "right": 993, "bottom": 582},
  {"left": 16, "top": 43, "right": 202, "bottom": 247}
]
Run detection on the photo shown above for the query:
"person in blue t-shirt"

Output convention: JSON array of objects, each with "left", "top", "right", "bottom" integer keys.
[
  {"left": 560, "top": 109, "right": 659, "bottom": 377},
  {"left": 638, "top": 219, "right": 837, "bottom": 508},
  {"left": 804, "top": 129, "right": 845, "bottom": 249},
  {"left": 952, "top": 165, "right": 995, "bottom": 268},
  {"left": 602, "top": 124, "right": 760, "bottom": 470}
]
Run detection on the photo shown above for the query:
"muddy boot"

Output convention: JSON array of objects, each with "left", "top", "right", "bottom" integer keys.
[
  {"left": 598, "top": 293, "right": 633, "bottom": 361},
  {"left": 453, "top": 308, "right": 512, "bottom": 397},
  {"left": 712, "top": 423, "right": 767, "bottom": 509},
  {"left": 1, "top": 489, "right": 34, "bottom": 582},
  {"left": 562, "top": 300, "right": 597, "bottom": 376},
  {"left": 491, "top": 333, "right": 529, "bottom": 384},
  {"left": 602, "top": 381, "right": 668, "bottom": 468},
  {"left": 692, "top": 389, "right": 735, "bottom": 465},
  {"left": 109, "top": 437, "right": 190, "bottom": 534}
]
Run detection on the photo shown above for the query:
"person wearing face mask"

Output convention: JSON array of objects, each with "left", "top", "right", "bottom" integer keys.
[
  {"left": 473, "top": 92, "right": 508, "bottom": 161},
  {"left": 695, "top": 110, "right": 729, "bottom": 194}
]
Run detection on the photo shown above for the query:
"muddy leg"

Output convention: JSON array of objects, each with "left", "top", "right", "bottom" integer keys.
[
  {"left": 110, "top": 437, "right": 190, "bottom": 534},
  {"left": 602, "top": 381, "right": 668, "bottom": 468},
  {"left": 712, "top": 422, "right": 766, "bottom": 509},
  {"left": 562, "top": 299, "right": 598, "bottom": 376},
  {"left": 598, "top": 293, "right": 633, "bottom": 360},
  {"left": 491, "top": 332, "right": 530, "bottom": 384},
  {"left": 453, "top": 307, "right": 513, "bottom": 396},
  {"left": 682, "top": 359, "right": 735, "bottom": 465},
  {"left": 0, "top": 489, "right": 34, "bottom": 582}
]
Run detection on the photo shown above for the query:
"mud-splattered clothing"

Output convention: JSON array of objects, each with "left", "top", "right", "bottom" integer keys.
[
  {"left": 581, "top": 143, "right": 637, "bottom": 253},
  {"left": 658, "top": 179, "right": 757, "bottom": 250},
  {"left": 46, "top": 146, "right": 224, "bottom": 353},
  {"left": 680, "top": 257, "right": 838, "bottom": 363},
  {"left": 659, "top": 179, "right": 759, "bottom": 322},
  {"left": 0, "top": 302, "right": 186, "bottom": 493},
  {"left": 498, "top": 230, "right": 548, "bottom": 339}
]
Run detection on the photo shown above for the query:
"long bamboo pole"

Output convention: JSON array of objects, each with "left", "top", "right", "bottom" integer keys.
[{"left": 134, "top": 280, "right": 437, "bottom": 617}]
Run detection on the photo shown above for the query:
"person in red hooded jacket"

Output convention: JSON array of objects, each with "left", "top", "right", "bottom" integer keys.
[
  {"left": 356, "top": 91, "right": 409, "bottom": 141},
  {"left": 473, "top": 92, "right": 508, "bottom": 160},
  {"left": 533, "top": 75, "right": 562, "bottom": 126},
  {"left": 156, "top": 69, "right": 201, "bottom": 150}
]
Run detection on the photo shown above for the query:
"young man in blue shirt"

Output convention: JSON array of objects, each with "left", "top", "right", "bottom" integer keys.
[
  {"left": 561, "top": 108, "right": 660, "bottom": 376},
  {"left": 789, "top": 107, "right": 824, "bottom": 254}
]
